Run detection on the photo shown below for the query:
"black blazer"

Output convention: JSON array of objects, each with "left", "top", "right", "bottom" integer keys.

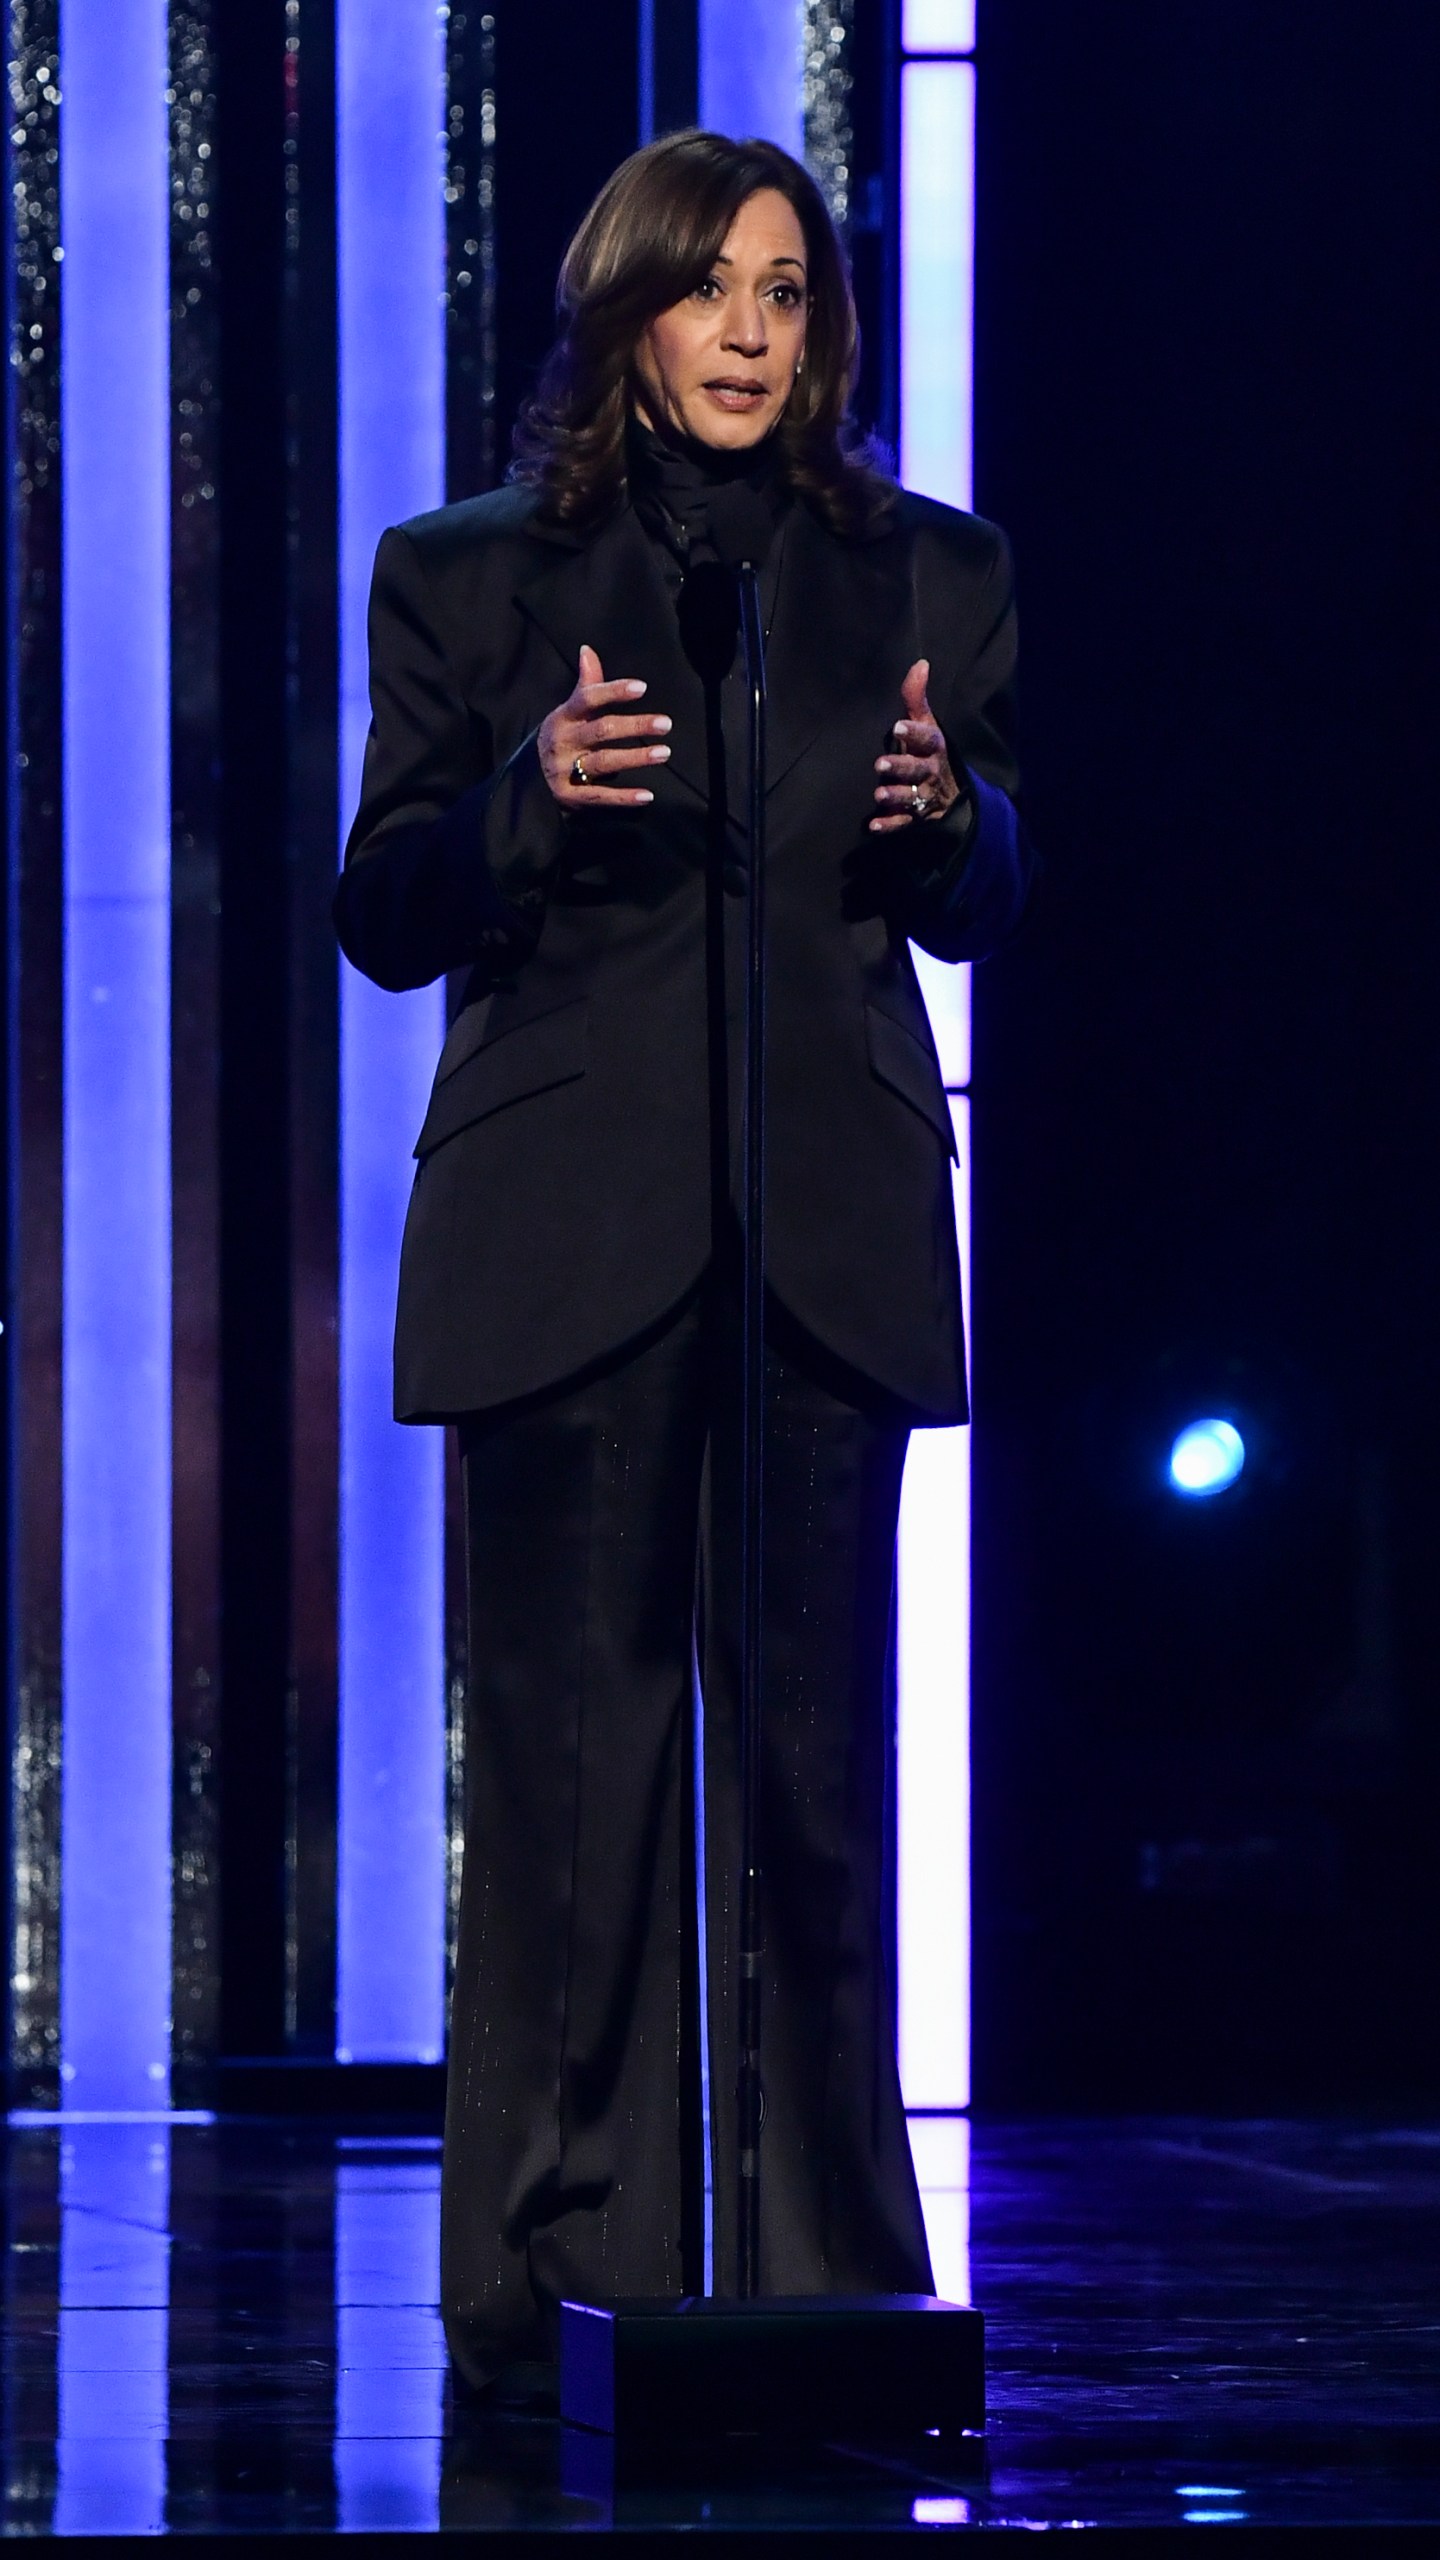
[{"left": 335, "top": 482, "right": 1033, "bottom": 1424}]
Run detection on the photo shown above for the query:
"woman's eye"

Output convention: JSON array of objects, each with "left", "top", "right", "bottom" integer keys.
[{"left": 694, "top": 277, "right": 722, "bottom": 301}]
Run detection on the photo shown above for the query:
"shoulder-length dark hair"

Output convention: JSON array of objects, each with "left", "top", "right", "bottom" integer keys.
[{"left": 509, "top": 130, "right": 895, "bottom": 538}]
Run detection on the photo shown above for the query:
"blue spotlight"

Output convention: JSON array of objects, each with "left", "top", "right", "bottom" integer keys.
[{"left": 1168, "top": 1419, "right": 1245, "bottom": 1498}]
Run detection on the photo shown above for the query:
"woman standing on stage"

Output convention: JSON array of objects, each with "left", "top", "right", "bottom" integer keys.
[{"left": 336, "top": 128, "right": 1031, "bottom": 2398}]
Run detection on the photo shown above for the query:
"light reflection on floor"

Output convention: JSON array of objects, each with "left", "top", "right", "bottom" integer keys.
[
  {"left": 3, "top": 2111, "right": 973, "bottom": 2538},
  {"left": 5, "top": 2111, "right": 1440, "bottom": 2536},
  {"left": 53, "top": 2123, "right": 169, "bottom": 2538}
]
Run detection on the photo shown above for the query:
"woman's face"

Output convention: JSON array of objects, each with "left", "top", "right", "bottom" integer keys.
[{"left": 633, "top": 187, "right": 810, "bottom": 451}]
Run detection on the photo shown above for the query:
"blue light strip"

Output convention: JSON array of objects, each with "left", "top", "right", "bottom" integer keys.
[
  {"left": 638, "top": 0, "right": 656, "bottom": 141},
  {"left": 896, "top": 27, "right": 977, "bottom": 2112},
  {"left": 699, "top": 0, "right": 804, "bottom": 152},
  {"left": 59, "top": 0, "right": 173, "bottom": 2111},
  {"left": 336, "top": 0, "right": 448, "bottom": 2062}
]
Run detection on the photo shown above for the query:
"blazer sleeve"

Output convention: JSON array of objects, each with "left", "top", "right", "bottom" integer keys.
[
  {"left": 891, "top": 519, "right": 1035, "bottom": 967},
  {"left": 333, "top": 524, "right": 566, "bottom": 993}
]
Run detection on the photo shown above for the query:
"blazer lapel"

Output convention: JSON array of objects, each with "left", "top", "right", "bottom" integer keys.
[
  {"left": 761, "top": 503, "right": 915, "bottom": 797},
  {"left": 514, "top": 505, "right": 712, "bottom": 806}
]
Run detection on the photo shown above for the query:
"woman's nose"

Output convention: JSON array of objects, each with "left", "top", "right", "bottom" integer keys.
[{"left": 723, "top": 299, "right": 767, "bottom": 354}]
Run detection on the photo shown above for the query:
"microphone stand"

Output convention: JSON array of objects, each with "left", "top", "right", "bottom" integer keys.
[{"left": 735, "top": 558, "right": 766, "bottom": 2301}]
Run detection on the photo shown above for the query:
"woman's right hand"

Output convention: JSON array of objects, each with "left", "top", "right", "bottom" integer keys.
[{"left": 537, "top": 643, "right": 672, "bottom": 810}]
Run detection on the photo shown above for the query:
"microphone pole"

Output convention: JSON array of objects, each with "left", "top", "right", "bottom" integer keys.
[
  {"left": 734, "top": 553, "right": 766, "bottom": 2302},
  {"left": 670, "top": 480, "right": 774, "bottom": 2299},
  {"left": 701, "top": 473, "right": 776, "bottom": 2304}
]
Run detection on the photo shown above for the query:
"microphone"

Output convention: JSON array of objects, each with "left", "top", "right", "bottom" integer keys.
[
  {"left": 704, "top": 479, "right": 774, "bottom": 573},
  {"left": 676, "top": 480, "right": 773, "bottom": 686}
]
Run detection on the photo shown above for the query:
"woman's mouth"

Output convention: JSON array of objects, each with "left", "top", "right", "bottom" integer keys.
[{"left": 702, "top": 380, "right": 769, "bottom": 411}]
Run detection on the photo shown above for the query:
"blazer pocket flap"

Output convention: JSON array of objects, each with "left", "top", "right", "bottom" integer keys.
[
  {"left": 414, "top": 998, "right": 589, "bottom": 1158},
  {"left": 864, "top": 1002, "right": 957, "bottom": 1159}
]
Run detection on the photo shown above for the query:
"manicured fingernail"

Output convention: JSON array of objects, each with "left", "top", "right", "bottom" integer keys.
[
  {"left": 625, "top": 681, "right": 647, "bottom": 696},
  {"left": 636, "top": 789, "right": 654, "bottom": 802},
  {"left": 650, "top": 745, "right": 670, "bottom": 760},
  {"left": 876, "top": 758, "right": 892, "bottom": 772},
  {"left": 652, "top": 716, "right": 672, "bottom": 732}
]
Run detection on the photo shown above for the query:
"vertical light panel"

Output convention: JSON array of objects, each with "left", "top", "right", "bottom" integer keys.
[
  {"left": 898, "top": 1098, "right": 971, "bottom": 2106},
  {"left": 700, "top": 0, "right": 804, "bottom": 153},
  {"left": 903, "top": 0, "right": 976, "bottom": 47},
  {"left": 337, "top": 0, "right": 447, "bottom": 2060},
  {"left": 900, "top": 60, "right": 975, "bottom": 510},
  {"left": 898, "top": 22, "right": 977, "bottom": 2114},
  {"left": 60, "top": 0, "right": 173, "bottom": 2110},
  {"left": 906, "top": 2112, "right": 971, "bottom": 2305}
]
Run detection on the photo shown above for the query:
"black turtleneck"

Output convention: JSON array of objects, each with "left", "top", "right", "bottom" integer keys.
[{"left": 626, "top": 415, "right": 789, "bottom": 576}]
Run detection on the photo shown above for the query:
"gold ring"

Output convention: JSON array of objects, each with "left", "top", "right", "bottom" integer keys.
[{"left": 571, "top": 754, "right": 590, "bottom": 787}]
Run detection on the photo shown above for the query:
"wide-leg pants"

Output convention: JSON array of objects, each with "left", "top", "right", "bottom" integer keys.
[{"left": 440, "top": 1269, "right": 933, "bottom": 2384}]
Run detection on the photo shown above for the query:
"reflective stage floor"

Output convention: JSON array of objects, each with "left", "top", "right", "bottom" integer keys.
[{"left": 3, "top": 2113, "right": 1439, "bottom": 2541}]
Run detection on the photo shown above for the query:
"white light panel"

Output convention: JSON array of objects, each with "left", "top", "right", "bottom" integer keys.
[
  {"left": 898, "top": 1098, "right": 972, "bottom": 2109},
  {"left": 903, "top": 0, "right": 977, "bottom": 51}
]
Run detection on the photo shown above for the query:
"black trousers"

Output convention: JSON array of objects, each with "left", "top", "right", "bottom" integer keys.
[{"left": 441, "top": 1268, "right": 933, "bottom": 2383}]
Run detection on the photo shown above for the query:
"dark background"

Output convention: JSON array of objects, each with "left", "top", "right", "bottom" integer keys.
[{"left": 970, "top": 0, "right": 1440, "bottom": 2105}]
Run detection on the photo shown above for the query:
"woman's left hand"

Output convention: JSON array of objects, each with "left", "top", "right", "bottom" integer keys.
[{"left": 870, "top": 659, "right": 962, "bottom": 832}]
